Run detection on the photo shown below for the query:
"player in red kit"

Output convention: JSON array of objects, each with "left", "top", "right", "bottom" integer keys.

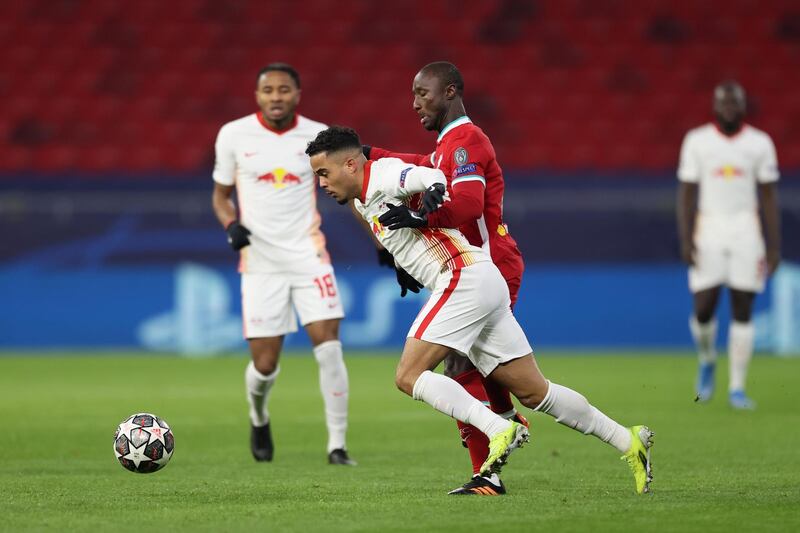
[{"left": 365, "top": 62, "right": 527, "bottom": 495}]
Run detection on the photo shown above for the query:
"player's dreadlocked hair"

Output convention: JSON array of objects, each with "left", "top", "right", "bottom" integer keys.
[
  {"left": 305, "top": 126, "right": 362, "bottom": 157},
  {"left": 420, "top": 61, "right": 464, "bottom": 96},
  {"left": 256, "top": 62, "right": 301, "bottom": 88}
]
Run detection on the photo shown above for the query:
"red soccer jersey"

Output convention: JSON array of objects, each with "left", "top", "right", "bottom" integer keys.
[{"left": 370, "top": 116, "right": 524, "bottom": 305}]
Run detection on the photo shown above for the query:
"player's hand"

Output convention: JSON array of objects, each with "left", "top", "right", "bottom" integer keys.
[
  {"left": 766, "top": 247, "right": 781, "bottom": 276},
  {"left": 226, "top": 221, "right": 251, "bottom": 251},
  {"left": 377, "top": 248, "right": 395, "bottom": 269},
  {"left": 421, "top": 183, "right": 447, "bottom": 214},
  {"left": 378, "top": 203, "right": 427, "bottom": 230},
  {"left": 679, "top": 239, "right": 695, "bottom": 266},
  {"left": 395, "top": 266, "right": 423, "bottom": 297}
]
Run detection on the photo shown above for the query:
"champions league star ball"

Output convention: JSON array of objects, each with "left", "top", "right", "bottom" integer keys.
[{"left": 113, "top": 413, "right": 174, "bottom": 473}]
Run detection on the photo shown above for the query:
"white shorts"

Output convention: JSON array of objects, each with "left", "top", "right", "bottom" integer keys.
[
  {"left": 241, "top": 264, "right": 344, "bottom": 339},
  {"left": 689, "top": 213, "right": 767, "bottom": 294},
  {"left": 408, "top": 261, "right": 532, "bottom": 376}
]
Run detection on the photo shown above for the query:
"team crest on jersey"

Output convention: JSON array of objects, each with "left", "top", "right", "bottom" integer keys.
[
  {"left": 454, "top": 147, "right": 468, "bottom": 166},
  {"left": 399, "top": 167, "right": 412, "bottom": 188},
  {"left": 257, "top": 167, "right": 301, "bottom": 189}
]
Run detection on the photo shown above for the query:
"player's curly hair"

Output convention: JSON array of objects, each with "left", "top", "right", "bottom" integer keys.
[
  {"left": 256, "top": 63, "right": 301, "bottom": 88},
  {"left": 305, "top": 126, "right": 362, "bottom": 156}
]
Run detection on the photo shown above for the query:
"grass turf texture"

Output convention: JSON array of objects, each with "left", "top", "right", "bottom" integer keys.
[{"left": 1, "top": 352, "right": 798, "bottom": 532}]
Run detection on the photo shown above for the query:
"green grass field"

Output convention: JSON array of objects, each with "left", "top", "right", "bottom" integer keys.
[{"left": 1, "top": 351, "right": 799, "bottom": 532}]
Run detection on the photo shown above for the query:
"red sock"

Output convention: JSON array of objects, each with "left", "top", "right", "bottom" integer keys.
[
  {"left": 482, "top": 376, "right": 516, "bottom": 415},
  {"left": 454, "top": 369, "right": 491, "bottom": 475}
]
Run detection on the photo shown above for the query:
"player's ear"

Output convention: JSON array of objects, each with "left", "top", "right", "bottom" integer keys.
[
  {"left": 444, "top": 84, "right": 457, "bottom": 101},
  {"left": 295, "top": 89, "right": 301, "bottom": 105}
]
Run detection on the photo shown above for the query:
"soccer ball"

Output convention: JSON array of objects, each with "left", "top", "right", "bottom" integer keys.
[{"left": 113, "top": 413, "right": 174, "bottom": 473}]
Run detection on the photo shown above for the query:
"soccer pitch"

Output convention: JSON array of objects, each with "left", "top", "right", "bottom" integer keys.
[{"left": 1, "top": 352, "right": 798, "bottom": 532}]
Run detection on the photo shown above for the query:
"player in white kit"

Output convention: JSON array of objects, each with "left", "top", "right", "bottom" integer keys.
[
  {"left": 212, "top": 64, "right": 355, "bottom": 465},
  {"left": 306, "top": 126, "right": 655, "bottom": 494},
  {"left": 677, "top": 81, "right": 781, "bottom": 410}
]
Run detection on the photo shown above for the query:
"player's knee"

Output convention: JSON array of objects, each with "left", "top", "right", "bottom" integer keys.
[
  {"left": 732, "top": 307, "right": 752, "bottom": 322},
  {"left": 694, "top": 308, "right": 715, "bottom": 324},
  {"left": 252, "top": 356, "right": 278, "bottom": 376},
  {"left": 394, "top": 368, "right": 416, "bottom": 396},
  {"left": 516, "top": 389, "right": 547, "bottom": 410}
]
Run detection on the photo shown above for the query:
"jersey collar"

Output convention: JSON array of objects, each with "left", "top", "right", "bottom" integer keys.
[
  {"left": 437, "top": 116, "right": 472, "bottom": 144},
  {"left": 256, "top": 112, "right": 298, "bottom": 135},
  {"left": 359, "top": 161, "right": 373, "bottom": 203}
]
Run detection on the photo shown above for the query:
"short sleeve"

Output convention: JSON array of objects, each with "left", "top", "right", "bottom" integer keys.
[
  {"left": 212, "top": 125, "right": 236, "bottom": 186},
  {"left": 756, "top": 135, "right": 780, "bottom": 183},
  {"left": 677, "top": 131, "right": 700, "bottom": 183}
]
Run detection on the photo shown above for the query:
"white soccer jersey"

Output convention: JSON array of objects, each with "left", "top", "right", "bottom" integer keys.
[
  {"left": 354, "top": 158, "right": 490, "bottom": 288},
  {"left": 213, "top": 113, "right": 328, "bottom": 274},
  {"left": 678, "top": 123, "right": 779, "bottom": 216}
]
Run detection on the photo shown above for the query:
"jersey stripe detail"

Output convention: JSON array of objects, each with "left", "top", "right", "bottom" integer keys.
[
  {"left": 437, "top": 116, "right": 473, "bottom": 143},
  {"left": 413, "top": 269, "right": 461, "bottom": 339},
  {"left": 452, "top": 175, "right": 486, "bottom": 187}
]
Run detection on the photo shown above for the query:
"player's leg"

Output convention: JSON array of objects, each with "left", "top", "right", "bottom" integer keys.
[
  {"left": 728, "top": 289, "right": 757, "bottom": 409},
  {"left": 488, "top": 355, "right": 653, "bottom": 493},
  {"left": 472, "top": 297, "right": 653, "bottom": 494},
  {"left": 395, "top": 337, "right": 527, "bottom": 468},
  {"left": 241, "top": 272, "right": 296, "bottom": 462},
  {"left": 295, "top": 265, "right": 353, "bottom": 463},
  {"left": 726, "top": 225, "right": 766, "bottom": 409},
  {"left": 246, "top": 336, "right": 283, "bottom": 461},
  {"left": 400, "top": 265, "right": 529, "bottom": 474},
  {"left": 691, "top": 286, "right": 722, "bottom": 401},
  {"left": 688, "top": 230, "right": 726, "bottom": 402}
]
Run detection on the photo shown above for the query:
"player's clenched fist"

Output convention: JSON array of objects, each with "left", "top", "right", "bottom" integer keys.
[
  {"left": 421, "top": 183, "right": 447, "bottom": 214},
  {"left": 226, "top": 221, "right": 251, "bottom": 251}
]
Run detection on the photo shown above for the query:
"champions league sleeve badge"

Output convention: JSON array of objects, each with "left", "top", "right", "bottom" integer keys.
[{"left": 454, "top": 147, "right": 468, "bottom": 165}]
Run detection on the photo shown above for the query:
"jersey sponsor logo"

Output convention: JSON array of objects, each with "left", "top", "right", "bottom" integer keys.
[
  {"left": 453, "top": 163, "right": 477, "bottom": 177},
  {"left": 713, "top": 165, "right": 744, "bottom": 179},
  {"left": 370, "top": 215, "right": 386, "bottom": 238},
  {"left": 454, "top": 147, "right": 468, "bottom": 165},
  {"left": 399, "top": 167, "right": 412, "bottom": 188},
  {"left": 257, "top": 167, "right": 302, "bottom": 189}
]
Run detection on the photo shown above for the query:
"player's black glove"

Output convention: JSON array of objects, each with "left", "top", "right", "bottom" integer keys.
[
  {"left": 225, "top": 221, "right": 251, "bottom": 251},
  {"left": 395, "top": 266, "right": 423, "bottom": 297},
  {"left": 362, "top": 145, "right": 372, "bottom": 159},
  {"left": 378, "top": 203, "right": 427, "bottom": 230},
  {"left": 377, "top": 247, "right": 395, "bottom": 268},
  {"left": 421, "top": 183, "right": 447, "bottom": 214}
]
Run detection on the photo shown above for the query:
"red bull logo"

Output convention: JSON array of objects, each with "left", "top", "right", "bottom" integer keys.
[
  {"left": 257, "top": 167, "right": 301, "bottom": 189},
  {"left": 371, "top": 215, "right": 385, "bottom": 238},
  {"left": 713, "top": 165, "right": 744, "bottom": 180}
]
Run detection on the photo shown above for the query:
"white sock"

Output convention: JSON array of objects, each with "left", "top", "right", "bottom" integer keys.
[
  {"left": 412, "top": 370, "right": 511, "bottom": 437},
  {"left": 245, "top": 361, "right": 279, "bottom": 427},
  {"left": 535, "top": 381, "right": 632, "bottom": 454},
  {"left": 313, "top": 340, "right": 349, "bottom": 453},
  {"left": 728, "top": 321, "right": 754, "bottom": 392},
  {"left": 690, "top": 316, "right": 718, "bottom": 365}
]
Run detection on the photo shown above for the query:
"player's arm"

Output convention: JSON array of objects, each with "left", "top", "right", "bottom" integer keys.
[
  {"left": 424, "top": 166, "right": 485, "bottom": 229},
  {"left": 376, "top": 165, "right": 447, "bottom": 230},
  {"left": 757, "top": 136, "right": 781, "bottom": 275},
  {"left": 676, "top": 132, "right": 700, "bottom": 266},
  {"left": 212, "top": 126, "right": 250, "bottom": 251},
  {"left": 363, "top": 145, "right": 434, "bottom": 167},
  {"left": 676, "top": 182, "right": 698, "bottom": 266}
]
